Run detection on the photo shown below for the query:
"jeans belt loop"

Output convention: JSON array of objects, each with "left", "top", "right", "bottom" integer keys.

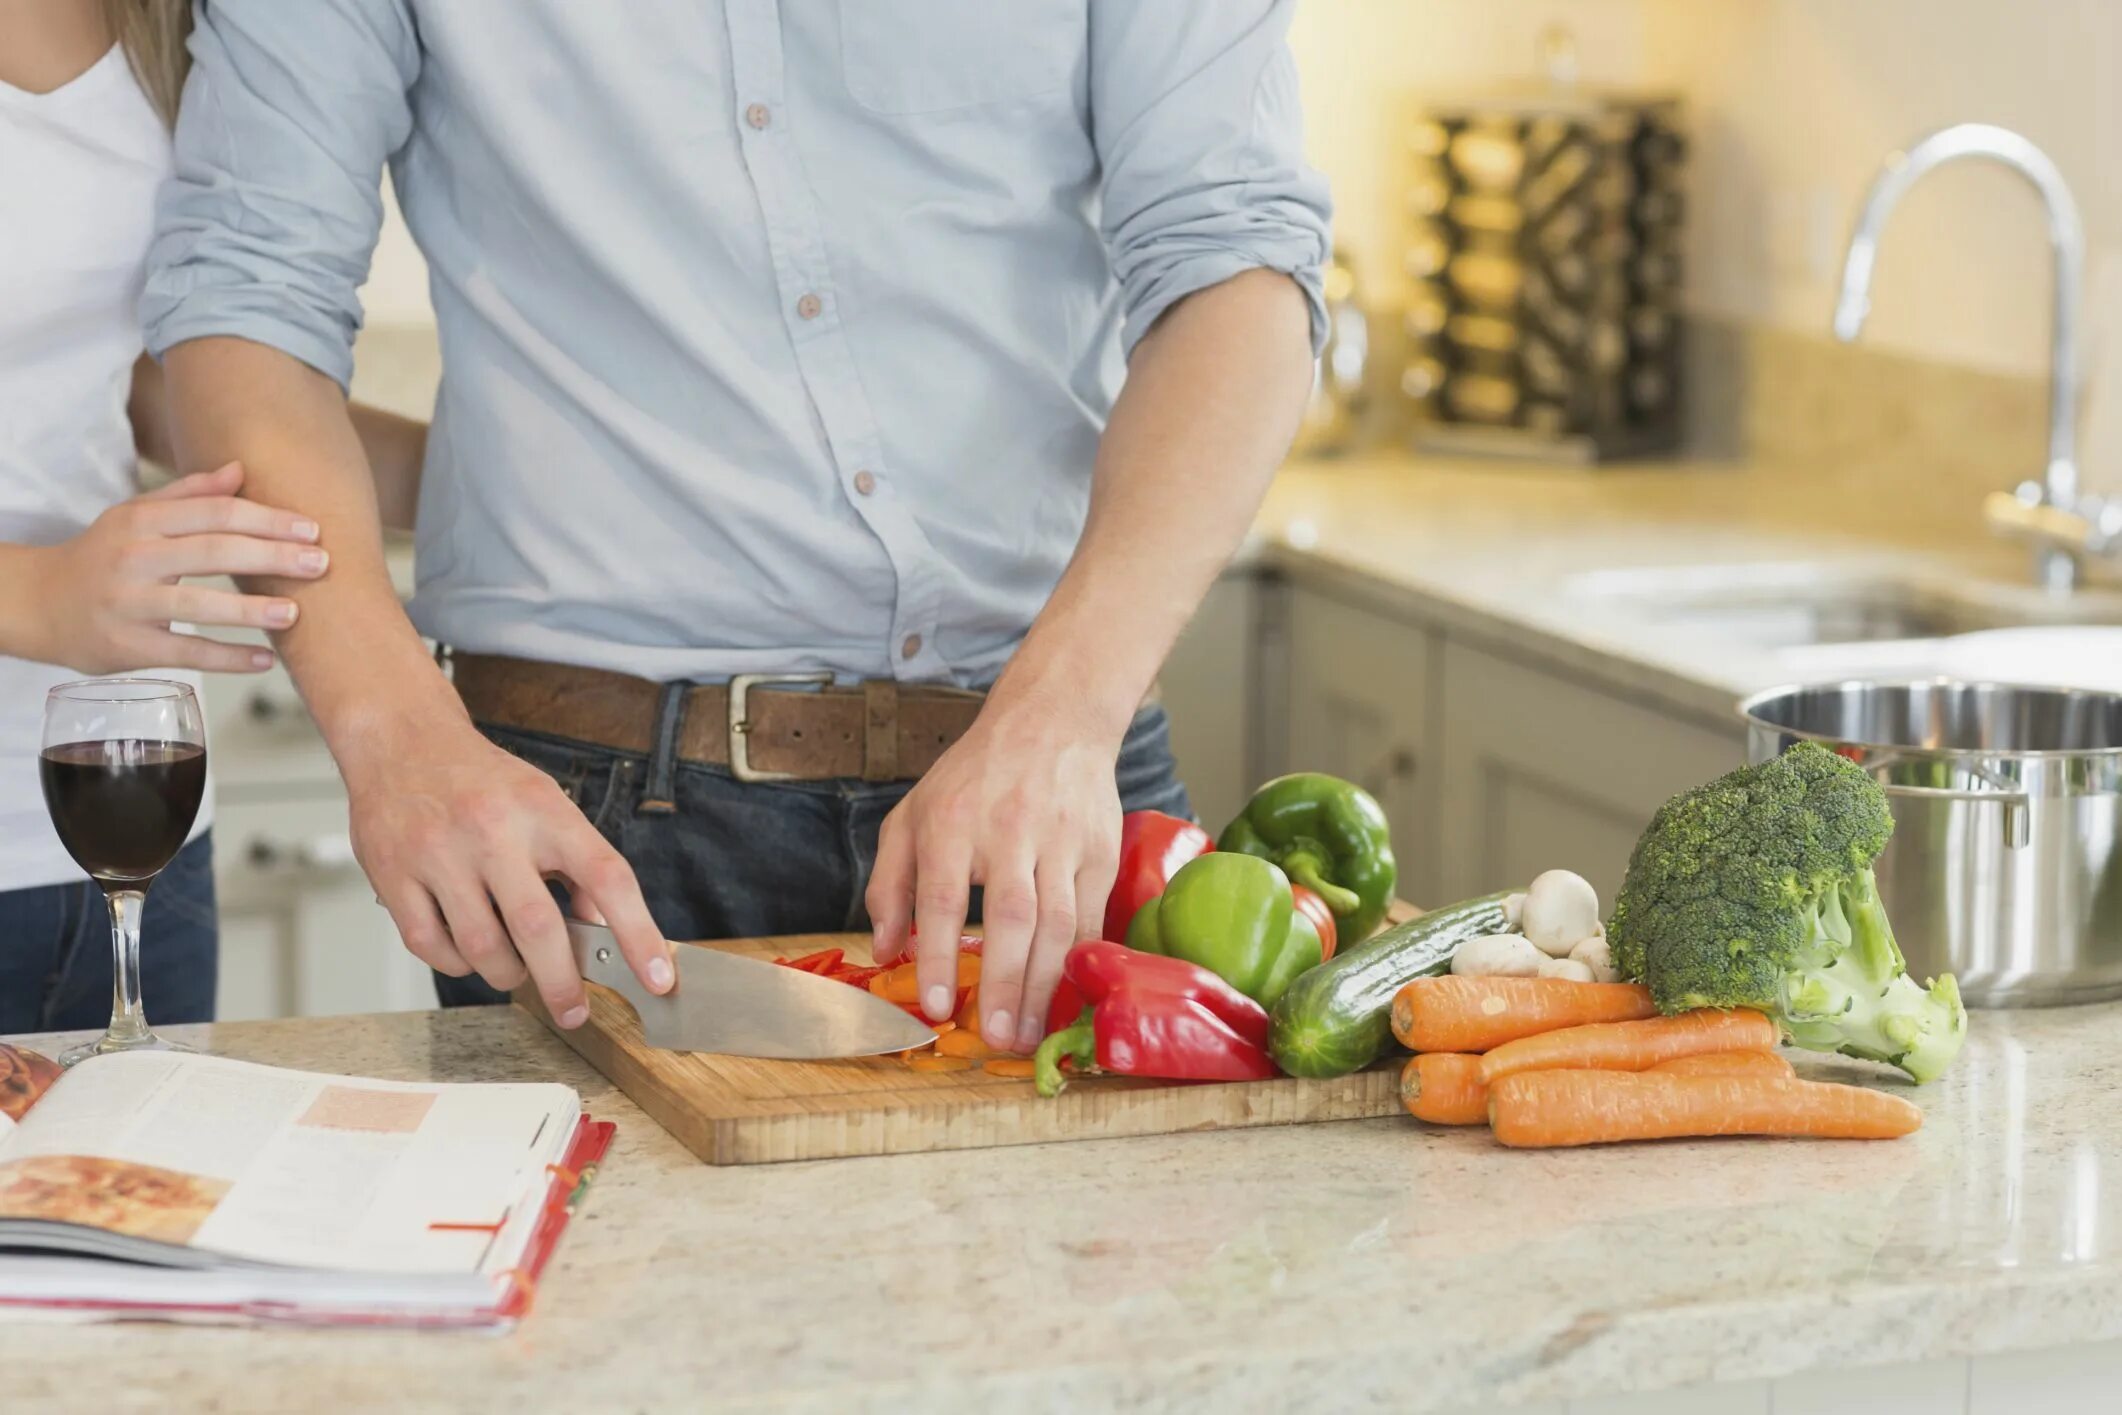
[
  {"left": 861, "top": 680, "right": 900, "bottom": 782},
  {"left": 639, "top": 679, "right": 695, "bottom": 815}
]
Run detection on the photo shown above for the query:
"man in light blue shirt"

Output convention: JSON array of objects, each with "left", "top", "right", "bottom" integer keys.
[{"left": 151, "top": 1, "right": 1329, "bottom": 1054}]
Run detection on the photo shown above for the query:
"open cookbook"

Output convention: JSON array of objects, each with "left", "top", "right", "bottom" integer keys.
[{"left": 0, "top": 1043, "right": 610, "bottom": 1329}]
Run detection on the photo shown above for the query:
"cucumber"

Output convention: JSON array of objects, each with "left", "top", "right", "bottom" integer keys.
[{"left": 1268, "top": 891, "right": 1515, "bottom": 1078}]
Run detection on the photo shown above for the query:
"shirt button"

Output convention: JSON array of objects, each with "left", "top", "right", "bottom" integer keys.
[
  {"left": 745, "top": 103, "right": 771, "bottom": 130},
  {"left": 853, "top": 470, "right": 877, "bottom": 496},
  {"left": 900, "top": 634, "right": 923, "bottom": 660},
  {"left": 796, "top": 293, "right": 823, "bottom": 320}
]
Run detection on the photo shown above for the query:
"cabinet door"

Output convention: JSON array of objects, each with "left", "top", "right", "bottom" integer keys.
[
  {"left": 1282, "top": 586, "right": 1440, "bottom": 906},
  {"left": 213, "top": 794, "right": 435, "bottom": 1019},
  {"left": 1436, "top": 641, "right": 1746, "bottom": 907},
  {"left": 1158, "top": 572, "right": 1258, "bottom": 831}
]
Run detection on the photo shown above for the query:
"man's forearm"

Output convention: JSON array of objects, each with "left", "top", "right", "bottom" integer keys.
[
  {"left": 161, "top": 337, "right": 461, "bottom": 750},
  {"left": 991, "top": 267, "right": 1314, "bottom": 737}
]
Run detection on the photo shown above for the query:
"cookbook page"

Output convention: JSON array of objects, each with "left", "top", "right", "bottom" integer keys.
[
  {"left": 0, "top": 1044, "right": 64, "bottom": 1144},
  {"left": 0, "top": 1052, "right": 578, "bottom": 1273}
]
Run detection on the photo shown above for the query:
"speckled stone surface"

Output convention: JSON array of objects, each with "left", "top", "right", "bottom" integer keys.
[{"left": 1, "top": 1004, "right": 2116, "bottom": 1413}]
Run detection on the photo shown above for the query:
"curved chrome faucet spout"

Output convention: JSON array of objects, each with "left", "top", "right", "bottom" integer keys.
[{"left": 1832, "top": 123, "right": 2086, "bottom": 592}]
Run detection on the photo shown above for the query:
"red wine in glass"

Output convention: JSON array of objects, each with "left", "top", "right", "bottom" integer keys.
[
  {"left": 40, "top": 680, "right": 208, "bottom": 1066},
  {"left": 39, "top": 740, "right": 206, "bottom": 885}
]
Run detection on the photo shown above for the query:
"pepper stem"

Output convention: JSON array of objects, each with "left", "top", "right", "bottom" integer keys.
[
  {"left": 1283, "top": 852, "right": 1360, "bottom": 916},
  {"left": 1033, "top": 1010, "right": 1096, "bottom": 1098}
]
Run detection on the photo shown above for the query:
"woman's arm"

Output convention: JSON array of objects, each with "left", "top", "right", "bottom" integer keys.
[{"left": 131, "top": 355, "right": 425, "bottom": 531}]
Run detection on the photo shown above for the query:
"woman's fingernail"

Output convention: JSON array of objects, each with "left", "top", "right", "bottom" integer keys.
[
  {"left": 648, "top": 955, "right": 674, "bottom": 992},
  {"left": 924, "top": 985, "right": 952, "bottom": 1021},
  {"left": 987, "top": 1010, "right": 1014, "bottom": 1047},
  {"left": 558, "top": 1004, "right": 590, "bottom": 1029},
  {"left": 298, "top": 548, "right": 329, "bottom": 573},
  {"left": 250, "top": 650, "right": 274, "bottom": 670},
  {"left": 292, "top": 518, "right": 320, "bottom": 541},
  {"left": 266, "top": 602, "right": 297, "bottom": 627},
  {"left": 1015, "top": 1019, "right": 1041, "bottom": 1053}
]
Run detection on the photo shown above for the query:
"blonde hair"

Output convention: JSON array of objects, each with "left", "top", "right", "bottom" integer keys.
[{"left": 102, "top": 0, "right": 193, "bottom": 130}]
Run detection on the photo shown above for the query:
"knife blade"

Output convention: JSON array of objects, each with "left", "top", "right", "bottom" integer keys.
[{"left": 566, "top": 919, "right": 940, "bottom": 1059}]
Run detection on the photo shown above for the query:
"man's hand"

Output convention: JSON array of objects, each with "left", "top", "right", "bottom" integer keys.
[
  {"left": 867, "top": 687, "right": 1123, "bottom": 1054},
  {"left": 341, "top": 707, "right": 676, "bottom": 1028}
]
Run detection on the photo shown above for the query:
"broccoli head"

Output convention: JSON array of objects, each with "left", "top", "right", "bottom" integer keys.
[{"left": 1608, "top": 741, "right": 1966, "bottom": 1083}]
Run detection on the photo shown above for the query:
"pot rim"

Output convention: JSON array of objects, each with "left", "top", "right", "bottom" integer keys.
[{"left": 1737, "top": 676, "right": 2122, "bottom": 761}]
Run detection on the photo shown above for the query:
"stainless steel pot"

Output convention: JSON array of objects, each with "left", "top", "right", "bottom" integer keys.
[{"left": 1740, "top": 680, "right": 2122, "bottom": 1007}]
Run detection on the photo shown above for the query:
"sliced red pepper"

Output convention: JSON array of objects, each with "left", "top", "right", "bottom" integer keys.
[
  {"left": 775, "top": 948, "right": 846, "bottom": 976},
  {"left": 1101, "top": 811, "right": 1213, "bottom": 943},
  {"left": 1032, "top": 941, "right": 1277, "bottom": 1097}
]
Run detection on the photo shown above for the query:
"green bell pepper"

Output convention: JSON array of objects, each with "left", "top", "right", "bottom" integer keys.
[
  {"left": 1126, "top": 852, "right": 1323, "bottom": 1010},
  {"left": 1217, "top": 773, "right": 1397, "bottom": 943}
]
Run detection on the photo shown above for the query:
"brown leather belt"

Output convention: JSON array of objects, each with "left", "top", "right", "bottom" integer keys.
[{"left": 447, "top": 652, "right": 986, "bottom": 783}]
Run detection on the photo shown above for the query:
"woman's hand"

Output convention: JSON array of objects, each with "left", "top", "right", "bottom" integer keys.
[{"left": 9, "top": 461, "right": 328, "bottom": 675}]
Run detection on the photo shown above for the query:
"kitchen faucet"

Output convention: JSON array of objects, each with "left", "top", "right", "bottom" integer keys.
[{"left": 1833, "top": 122, "right": 2119, "bottom": 592}]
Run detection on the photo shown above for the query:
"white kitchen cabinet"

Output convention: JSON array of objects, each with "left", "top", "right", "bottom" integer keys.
[
  {"left": 1434, "top": 640, "right": 1747, "bottom": 906},
  {"left": 1279, "top": 583, "right": 1443, "bottom": 906},
  {"left": 1158, "top": 571, "right": 1260, "bottom": 832},
  {"left": 209, "top": 792, "right": 434, "bottom": 1021}
]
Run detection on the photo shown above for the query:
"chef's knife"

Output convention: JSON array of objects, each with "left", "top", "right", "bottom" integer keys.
[{"left": 566, "top": 919, "right": 939, "bottom": 1058}]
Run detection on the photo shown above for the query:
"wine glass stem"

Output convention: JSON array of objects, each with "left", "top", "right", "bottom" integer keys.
[{"left": 105, "top": 889, "right": 152, "bottom": 1047}]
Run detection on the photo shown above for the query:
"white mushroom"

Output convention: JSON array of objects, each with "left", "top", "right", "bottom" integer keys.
[
  {"left": 1450, "top": 932, "right": 1549, "bottom": 978},
  {"left": 1520, "top": 870, "right": 1603, "bottom": 957},
  {"left": 1537, "top": 956, "right": 1597, "bottom": 983},
  {"left": 1568, "top": 932, "right": 1622, "bottom": 983},
  {"left": 1502, "top": 892, "right": 1528, "bottom": 929}
]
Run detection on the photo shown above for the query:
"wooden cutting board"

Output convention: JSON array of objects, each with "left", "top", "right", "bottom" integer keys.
[{"left": 518, "top": 928, "right": 1408, "bottom": 1165}]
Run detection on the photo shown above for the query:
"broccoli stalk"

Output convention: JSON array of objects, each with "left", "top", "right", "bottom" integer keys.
[
  {"left": 1776, "top": 867, "right": 1966, "bottom": 1084},
  {"left": 1609, "top": 742, "right": 1968, "bottom": 1084}
]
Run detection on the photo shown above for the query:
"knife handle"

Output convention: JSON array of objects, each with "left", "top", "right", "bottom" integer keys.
[{"left": 569, "top": 921, "right": 654, "bottom": 1008}]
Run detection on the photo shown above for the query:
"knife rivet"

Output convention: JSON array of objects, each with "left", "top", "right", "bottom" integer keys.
[{"left": 597, "top": 947, "right": 612, "bottom": 964}]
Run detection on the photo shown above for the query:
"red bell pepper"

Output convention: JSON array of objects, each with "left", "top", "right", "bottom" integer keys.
[
  {"left": 1102, "top": 810, "right": 1213, "bottom": 942},
  {"left": 1291, "top": 884, "right": 1338, "bottom": 962},
  {"left": 1033, "top": 941, "right": 1278, "bottom": 1097}
]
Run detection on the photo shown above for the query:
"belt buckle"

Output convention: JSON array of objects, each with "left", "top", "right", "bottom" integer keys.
[{"left": 727, "top": 671, "right": 835, "bottom": 783}]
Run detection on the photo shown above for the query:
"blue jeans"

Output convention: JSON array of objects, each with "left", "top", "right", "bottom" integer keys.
[
  {"left": 0, "top": 833, "right": 219, "bottom": 1033},
  {"left": 435, "top": 705, "right": 1193, "bottom": 1007}
]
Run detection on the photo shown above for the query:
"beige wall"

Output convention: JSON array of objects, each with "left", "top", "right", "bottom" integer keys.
[{"left": 1637, "top": 0, "right": 2121, "bottom": 382}]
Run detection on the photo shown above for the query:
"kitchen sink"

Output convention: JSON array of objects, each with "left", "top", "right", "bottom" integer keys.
[{"left": 1562, "top": 563, "right": 2122, "bottom": 651}]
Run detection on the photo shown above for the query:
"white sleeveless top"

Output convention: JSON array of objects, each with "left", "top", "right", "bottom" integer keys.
[{"left": 0, "top": 47, "right": 210, "bottom": 892}]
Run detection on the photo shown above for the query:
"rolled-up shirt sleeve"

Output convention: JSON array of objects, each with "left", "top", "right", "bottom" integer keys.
[
  {"left": 141, "top": 0, "right": 419, "bottom": 391},
  {"left": 1088, "top": 0, "right": 1333, "bottom": 358}
]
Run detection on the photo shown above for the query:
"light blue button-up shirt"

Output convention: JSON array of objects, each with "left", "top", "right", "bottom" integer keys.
[{"left": 144, "top": 1, "right": 1330, "bottom": 686}]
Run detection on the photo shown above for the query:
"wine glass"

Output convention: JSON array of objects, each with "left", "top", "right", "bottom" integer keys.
[{"left": 40, "top": 679, "right": 209, "bottom": 1067}]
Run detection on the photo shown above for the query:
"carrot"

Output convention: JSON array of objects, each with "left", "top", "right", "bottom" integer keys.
[
  {"left": 1399, "top": 1053, "right": 1488, "bottom": 1126},
  {"left": 1487, "top": 1070, "right": 1922, "bottom": 1147},
  {"left": 1391, "top": 977, "right": 1658, "bottom": 1054},
  {"left": 953, "top": 989, "right": 984, "bottom": 1030},
  {"left": 1652, "top": 1050, "right": 1794, "bottom": 1080},
  {"left": 1479, "top": 1008, "right": 1776, "bottom": 1085},
  {"left": 868, "top": 954, "right": 982, "bottom": 1006},
  {"left": 907, "top": 1054, "right": 973, "bottom": 1074},
  {"left": 930, "top": 1020, "right": 957, "bottom": 1037},
  {"left": 982, "top": 1059, "right": 1037, "bottom": 1079},
  {"left": 936, "top": 1029, "right": 1011, "bottom": 1061}
]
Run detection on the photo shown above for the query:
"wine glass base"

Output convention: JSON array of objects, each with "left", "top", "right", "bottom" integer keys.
[{"left": 58, "top": 1031, "right": 196, "bottom": 1069}]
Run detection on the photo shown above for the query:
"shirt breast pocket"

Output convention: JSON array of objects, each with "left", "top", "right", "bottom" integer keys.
[{"left": 839, "top": 0, "right": 1082, "bottom": 115}]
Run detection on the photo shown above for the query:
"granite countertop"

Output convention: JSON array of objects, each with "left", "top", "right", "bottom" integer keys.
[
  {"left": 2, "top": 1003, "right": 2117, "bottom": 1414},
  {"left": 1255, "top": 454, "right": 2122, "bottom": 726}
]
